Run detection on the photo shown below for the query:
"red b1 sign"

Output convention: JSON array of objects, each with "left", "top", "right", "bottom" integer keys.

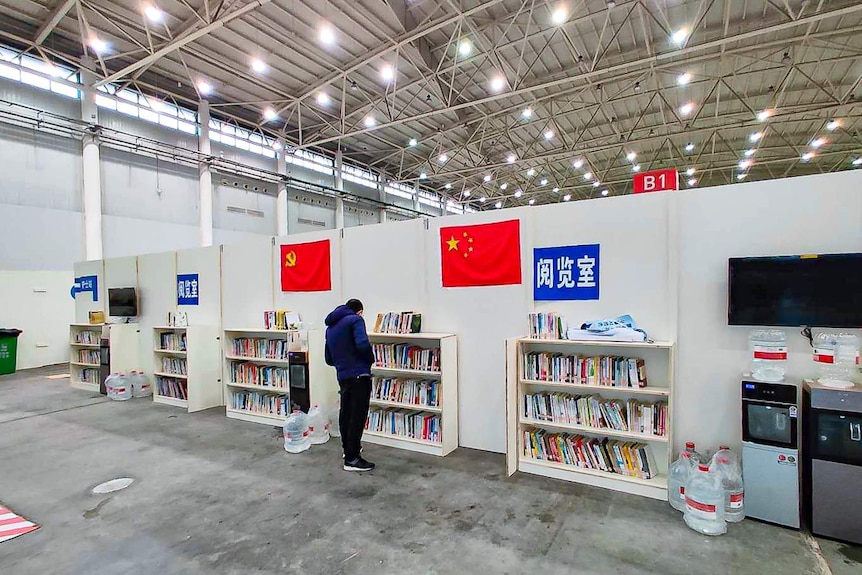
[{"left": 633, "top": 169, "right": 679, "bottom": 194}]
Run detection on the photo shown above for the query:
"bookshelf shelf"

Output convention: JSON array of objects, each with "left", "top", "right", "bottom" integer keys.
[
  {"left": 70, "top": 361, "right": 99, "bottom": 367},
  {"left": 68, "top": 323, "right": 103, "bottom": 393},
  {"left": 225, "top": 407, "right": 286, "bottom": 426},
  {"left": 226, "top": 381, "right": 290, "bottom": 394},
  {"left": 70, "top": 381, "right": 99, "bottom": 392},
  {"left": 151, "top": 326, "right": 222, "bottom": 412},
  {"left": 506, "top": 337, "right": 675, "bottom": 501},
  {"left": 224, "top": 355, "right": 290, "bottom": 366},
  {"left": 366, "top": 332, "right": 458, "bottom": 457},
  {"left": 69, "top": 342, "right": 100, "bottom": 348}
]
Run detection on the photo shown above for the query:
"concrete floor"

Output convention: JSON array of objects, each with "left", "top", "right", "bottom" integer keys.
[{"left": 1, "top": 366, "right": 860, "bottom": 575}]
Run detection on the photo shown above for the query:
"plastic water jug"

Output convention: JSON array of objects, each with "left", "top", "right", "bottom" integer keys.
[
  {"left": 106, "top": 373, "right": 131, "bottom": 401},
  {"left": 710, "top": 447, "right": 745, "bottom": 523},
  {"left": 684, "top": 464, "right": 727, "bottom": 536},
  {"left": 329, "top": 404, "right": 341, "bottom": 438},
  {"left": 130, "top": 371, "right": 152, "bottom": 398},
  {"left": 749, "top": 330, "right": 787, "bottom": 382},
  {"left": 815, "top": 332, "right": 859, "bottom": 386},
  {"left": 307, "top": 405, "right": 331, "bottom": 445},
  {"left": 283, "top": 410, "right": 310, "bottom": 453},
  {"left": 684, "top": 441, "right": 706, "bottom": 466},
  {"left": 668, "top": 451, "right": 694, "bottom": 512}
]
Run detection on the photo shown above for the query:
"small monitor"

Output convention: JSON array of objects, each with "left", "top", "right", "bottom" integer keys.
[{"left": 108, "top": 288, "right": 138, "bottom": 317}]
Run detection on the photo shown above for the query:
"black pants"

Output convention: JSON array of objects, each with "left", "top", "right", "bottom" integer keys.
[{"left": 338, "top": 375, "right": 371, "bottom": 461}]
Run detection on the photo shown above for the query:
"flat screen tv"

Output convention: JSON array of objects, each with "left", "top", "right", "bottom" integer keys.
[
  {"left": 108, "top": 288, "right": 138, "bottom": 317},
  {"left": 728, "top": 253, "right": 862, "bottom": 328}
]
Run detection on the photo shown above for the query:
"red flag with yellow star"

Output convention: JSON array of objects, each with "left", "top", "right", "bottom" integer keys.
[
  {"left": 280, "top": 240, "right": 331, "bottom": 292},
  {"left": 440, "top": 219, "right": 522, "bottom": 287}
]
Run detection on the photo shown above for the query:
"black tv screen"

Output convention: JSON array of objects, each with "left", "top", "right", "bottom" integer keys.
[
  {"left": 728, "top": 253, "right": 862, "bottom": 327},
  {"left": 108, "top": 288, "right": 138, "bottom": 317}
]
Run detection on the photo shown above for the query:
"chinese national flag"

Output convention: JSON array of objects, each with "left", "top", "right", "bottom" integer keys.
[
  {"left": 280, "top": 240, "right": 331, "bottom": 292},
  {"left": 440, "top": 219, "right": 522, "bottom": 287}
]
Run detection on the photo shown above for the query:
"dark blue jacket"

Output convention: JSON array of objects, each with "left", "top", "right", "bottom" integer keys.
[{"left": 324, "top": 305, "right": 375, "bottom": 381}]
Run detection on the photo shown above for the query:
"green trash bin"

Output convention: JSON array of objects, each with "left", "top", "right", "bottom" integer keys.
[{"left": 0, "top": 329, "right": 22, "bottom": 375}]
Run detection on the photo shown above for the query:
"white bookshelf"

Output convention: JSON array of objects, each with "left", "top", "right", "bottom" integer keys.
[
  {"left": 69, "top": 323, "right": 141, "bottom": 392},
  {"left": 152, "top": 326, "right": 222, "bottom": 412},
  {"left": 366, "top": 332, "right": 458, "bottom": 457},
  {"left": 505, "top": 337, "right": 674, "bottom": 501},
  {"left": 69, "top": 324, "right": 102, "bottom": 392},
  {"left": 222, "top": 328, "right": 337, "bottom": 426}
]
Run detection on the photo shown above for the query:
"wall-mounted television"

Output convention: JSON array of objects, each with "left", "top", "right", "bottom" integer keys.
[
  {"left": 728, "top": 253, "right": 862, "bottom": 328},
  {"left": 108, "top": 288, "right": 138, "bottom": 317}
]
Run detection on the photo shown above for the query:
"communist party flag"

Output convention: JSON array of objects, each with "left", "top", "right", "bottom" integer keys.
[
  {"left": 280, "top": 240, "right": 331, "bottom": 292},
  {"left": 440, "top": 219, "right": 522, "bottom": 287}
]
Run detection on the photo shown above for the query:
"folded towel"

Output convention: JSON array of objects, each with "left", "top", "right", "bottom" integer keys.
[{"left": 566, "top": 327, "right": 647, "bottom": 342}]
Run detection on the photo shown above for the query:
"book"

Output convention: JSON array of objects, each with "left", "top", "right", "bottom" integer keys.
[
  {"left": 523, "top": 391, "right": 668, "bottom": 437},
  {"left": 373, "top": 311, "right": 422, "bottom": 334},
  {"left": 522, "top": 352, "right": 651, "bottom": 389},
  {"left": 264, "top": 310, "right": 302, "bottom": 330}
]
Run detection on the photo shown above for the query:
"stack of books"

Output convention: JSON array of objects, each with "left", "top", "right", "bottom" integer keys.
[
  {"left": 523, "top": 391, "right": 668, "bottom": 437},
  {"left": 81, "top": 368, "right": 99, "bottom": 384},
  {"left": 78, "top": 350, "right": 99, "bottom": 364},
  {"left": 158, "top": 332, "right": 187, "bottom": 351},
  {"left": 372, "top": 377, "right": 439, "bottom": 408},
  {"left": 365, "top": 407, "right": 441, "bottom": 443},
  {"left": 373, "top": 312, "right": 422, "bottom": 334},
  {"left": 74, "top": 331, "right": 99, "bottom": 344},
  {"left": 229, "top": 362, "right": 289, "bottom": 389},
  {"left": 231, "top": 338, "right": 289, "bottom": 360},
  {"left": 529, "top": 312, "right": 566, "bottom": 339},
  {"left": 156, "top": 376, "right": 187, "bottom": 399},
  {"left": 230, "top": 390, "right": 290, "bottom": 416},
  {"left": 160, "top": 357, "right": 187, "bottom": 375},
  {"left": 523, "top": 429, "right": 659, "bottom": 479},
  {"left": 523, "top": 352, "right": 648, "bottom": 388},
  {"left": 372, "top": 344, "right": 440, "bottom": 372},
  {"left": 263, "top": 310, "right": 301, "bottom": 330}
]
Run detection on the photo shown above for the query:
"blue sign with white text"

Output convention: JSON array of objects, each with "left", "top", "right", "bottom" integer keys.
[
  {"left": 177, "top": 274, "right": 200, "bottom": 306},
  {"left": 71, "top": 275, "right": 98, "bottom": 300},
  {"left": 534, "top": 244, "right": 600, "bottom": 301}
]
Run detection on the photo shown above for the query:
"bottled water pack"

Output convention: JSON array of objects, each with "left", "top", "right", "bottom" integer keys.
[
  {"left": 105, "top": 373, "right": 131, "bottom": 401},
  {"left": 684, "top": 464, "right": 727, "bottom": 536},
  {"left": 307, "top": 405, "right": 331, "bottom": 445},
  {"left": 283, "top": 410, "right": 311, "bottom": 453}
]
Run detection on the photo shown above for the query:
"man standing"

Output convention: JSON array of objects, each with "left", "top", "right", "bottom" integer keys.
[{"left": 324, "top": 299, "right": 376, "bottom": 472}]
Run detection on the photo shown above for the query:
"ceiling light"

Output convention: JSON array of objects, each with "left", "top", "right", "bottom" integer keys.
[
  {"left": 592, "top": 181, "right": 600, "bottom": 187},
  {"left": 852, "top": 158, "right": 862, "bottom": 166},
  {"left": 521, "top": 107, "right": 533, "bottom": 119},
  {"left": 634, "top": 82, "right": 641, "bottom": 93},
  {"left": 444, "top": 183, "right": 452, "bottom": 189},
  {"left": 408, "top": 138, "right": 418, "bottom": 147},
  {"left": 527, "top": 168, "right": 536, "bottom": 177},
  {"left": 197, "top": 80, "right": 212, "bottom": 95},
  {"left": 552, "top": 6, "right": 567, "bottom": 25},
  {"left": 810, "top": 137, "right": 826, "bottom": 148},
  {"left": 144, "top": 5, "right": 163, "bottom": 22},
  {"left": 319, "top": 25, "right": 335, "bottom": 45},
  {"left": 679, "top": 102, "right": 694, "bottom": 116},
  {"left": 749, "top": 132, "right": 763, "bottom": 142},
  {"left": 507, "top": 153, "right": 517, "bottom": 164},
  {"left": 607, "top": 0, "right": 616, "bottom": 8},
  {"left": 316, "top": 92, "right": 330, "bottom": 106},
  {"left": 419, "top": 171, "right": 427, "bottom": 180},
  {"left": 350, "top": 79, "right": 357, "bottom": 91},
  {"left": 490, "top": 75, "right": 506, "bottom": 92},
  {"left": 483, "top": 174, "right": 492, "bottom": 182},
  {"left": 739, "top": 159, "right": 752, "bottom": 169},
  {"left": 563, "top": 194, "right": 571, "bottom": 201},
  {"left": 540, "top": 178, "right": 548, "bottom": 186},
  {"left": 463, "top": 189, "right": 471, "bottom": 197},
  {"left": 781, "top": 52, "right": 791, "bottom": 66},
  {"left": 601, "top": 189, "right": 609, "bottom": 196},
  {"left": 801, "top": 152, "right": 814, "bottom": 161},
  {"left": 458, "top": 39, "right": 472, "bottom": 57},
  {"left": 495, "top": 201, "right": 503, "bottom": 208},
  {"left": 514, "top": 189, "right": 523, "bottom": 198},
  {"left": 479, "top": 196, "right": 487, "bottom": 202},
  {"left": 380, "top": 64, "right": 395, "bottom": 82},
  {"left": 251, "top": 59, "right": 267, "bottom": 73},
  {"left": 826, "top": 120, "right": 840, "bottom": 131},
  {"left": 584, "top": 172, "right": 593, "bottom": 180},
  {"left": 438, "top": 153, "right": 448, "bottom": 163},
  {"left": 552, "top": 187, "right": 560, "bottom": 193},
  {"left": 756, "top": 109, "right": 772, "bottom": 122},
  {"left": 272, "top": 141, "right": 283, "bottom": 151},
  {"left": 364, "top": 116, "right": 376, "bottom": 128},
  {"left": 685, "top": 142, "right": 694, "bottom": 152},
  {"left": 744, "top": 149, "right": 755, "bottom": 157},
  {"left": 573, "top": 159, "right": 583, "bottom": 169},
  {"left": 737, "top": 173, "right": 747, "bottom": 180},
  {"left": 632, "top": 164, "right": 641, "bottom": 172},
  {"left": 543, "top": 130, "right": 554, "bottom": 140},
  {"left": 688, "top": 178, "right": 697, "bottom": 186},
  {"left": 500, "top": 183, "right": 508, "bottom": 190},
  {"left": 263, "top": 108, "right": 278, "bottom": 121},
  {"left": 671, "top": 28, "right": 688, "bottom": 46},
  {"left": 89, "top": 38, "right": 109, "bottom": 54},
  {"left": 528, "top": 198, "right": 536, "bottom": 205},
  {"left": 626, "top": 151, "right": 636, "bottom": 161},
  {"left": 686, "top": 167, "right": 696, "bottom": 176},
  {"left": 677, "top": 72, "right": 691, "bottom": 86}
]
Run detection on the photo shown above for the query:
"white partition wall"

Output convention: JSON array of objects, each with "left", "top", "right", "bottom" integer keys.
[
  {"left": 73, "top": 259, "right": 105, "bottom": 323},
  {"left": 175, "top": 246, "right": 222, "bottom": 326},
  {"left": 137, "top": 251, "right": 178, "bottom": 365},
  {"left": 221, "top": 236, "right": 275, "bottom": 329}
]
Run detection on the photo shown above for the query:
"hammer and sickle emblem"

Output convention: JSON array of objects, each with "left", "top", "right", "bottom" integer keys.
[{"left": 285, "top": 250, "right": 297, "bottom": 267}]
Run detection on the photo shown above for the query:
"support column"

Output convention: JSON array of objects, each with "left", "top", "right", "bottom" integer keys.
[
  {"left": 198, "top": 100, "right": 214, "bottom": 247},
  {"left": 334, "top": 149, "right": 345, "bottom": 229},
  {"left": 80, "top": 65, "right": 102, "bottom": 261},
  {"left": 276, "top": 140, "right": 288, "bottom": 236},
  {"left": 377, "top": 171, "right": 388, "bottom": 223},
  {"left": 413, "top": 182, "right": 420, "bottom": 214}
]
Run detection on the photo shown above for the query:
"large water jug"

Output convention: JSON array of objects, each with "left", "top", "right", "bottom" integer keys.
[
  {"left": 749, "top": 329, "right": 787, "bottom": 382},
  {"left": 684, "top": 441, "right": 705, "bottom": 466},
  {"left": 307, "top": 405, "right": 331, "bottom": 445},
  {"left": 815, "top": 333, "right": 859, "bottom": 386},
  {"left": 329, "top": 404, "right": 341, "bottom": 438},
  {"left": 710, "top": 447, "right": 745, "bottom": 523},
  {"left": 668, "top": 451, "right": 694, "bottom": 512},
  {"left": 130, "top": 371, "right": 152, "bottom": 398},
  {"left": 283, "top": 410, "right": 310, "bottom": 453},
  {"left": 684, "top": 464, "right": 727, "bottom": 536},
  {"left": 106, "top": 373, "right": 131, "bottom": 401}
]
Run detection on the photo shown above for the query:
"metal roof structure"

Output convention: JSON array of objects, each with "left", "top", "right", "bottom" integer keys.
[{"left": 2, "top": 0, "right": 861, "bottom": 209}]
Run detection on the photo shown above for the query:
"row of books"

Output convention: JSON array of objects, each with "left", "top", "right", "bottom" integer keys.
[
  {"left": 523, "top": 429, "right": 659, "bottom": 480},
  {"left": 373, "top": 311, "right": 422, "bottom": 334},
  {"left": 160, "top": 357, "right": 188, "bottom": 375},
  {"left": 523, "top": 352, "right": 648, "bottom": 388},
  {"left": 156, "top": 376, "right": 188, "bottom": 400},
  {"left": 80, "top": 368, "right": 99, "bottom": 384},
  {"left": 158, "top": 332, "right": 187, "bottom": 352},
  {"left": 78, "top": 350, "right": 99, "bottom": 364},
  {"left": 229, "top": 361, "right": 289, "bottom": 389},
  {"left": 74, "top": 331, "right": 99, "bottom": 344},
  {"left": 523, "top": 392, "right": 668, "bottom": 437},
  {"left": 529, "top": 312, "right": 567, "bottom": 340},
  {"left": 372, "top": 377, "right": 440, "bottom": 408},
  {"left": 373, "top": 344, "right": 440, "bottom": 372},
  {"left": 263, "top": 309, "right": 301, "bottom": 330},
  {"left": 365, "top": 408, "right": 441, "bottom": 443},
  {"left": 230, "top": 391, "right": 290, "bottom": 417},
  {"left": 230, "top": 338, "right": 290, "bottom": 360}
]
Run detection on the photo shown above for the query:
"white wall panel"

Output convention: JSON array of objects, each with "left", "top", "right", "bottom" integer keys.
[
  {"left": 136, "top": 251, "right": 177, "bottom": 362},
  {"left": 73, "top": 259, "right": 105, "bottom": 323},
  {"left": 221, "top": 236, "right": 274, "bottom": 329},
  {"left": 102, "top": 216, "right": 199, "bottom": 258},
  {"left": 0, "top": 204, "right": 82, "bottom": 270},
  {"left": 176, "top": 245, "right": 221, "bottom": 327}
]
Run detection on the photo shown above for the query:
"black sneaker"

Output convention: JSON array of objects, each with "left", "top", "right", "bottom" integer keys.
[{"left": 343, "top": 457, "right": 375, "bottom": 472}]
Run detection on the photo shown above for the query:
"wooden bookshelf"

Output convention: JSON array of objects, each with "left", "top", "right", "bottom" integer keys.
[
  {"left": 152, "top": 326, "right": 221, "bottom": 412},
  {"left": 506, "top": 337, "right": 674, "bottom": 501},
  {"left": 69, "top": 324, "right": 102, "bottom": 392},
  {"left": 366, "top": 332, "right": 458, "bottom": 457}
]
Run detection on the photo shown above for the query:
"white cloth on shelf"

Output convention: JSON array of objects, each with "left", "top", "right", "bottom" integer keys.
[{"left": 565, "top": 327, "right": 647, "bottom": 342}]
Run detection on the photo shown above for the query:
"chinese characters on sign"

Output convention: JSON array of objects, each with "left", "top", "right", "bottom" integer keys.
[
  {"left": 177, "top": 273, "right": 200, "bottom": 306},
  {"left": 534, "top": 244, "right": 600, "bottom": 300},
  {"left": 71, "top": 275, "right": 98, "bottom": 300}
]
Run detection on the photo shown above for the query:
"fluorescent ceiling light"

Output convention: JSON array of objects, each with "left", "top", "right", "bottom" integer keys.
[
  {"left": 552, "top": 7, "right": 567, "bottom": 25},
  {"left": 685, "top": 142, "right": 694, "bottom": 152},
  {"left": 479, "top": 196, "right": 487, "bottom": 202},
  {"left": 521, "top": 107, "right": 533, "bottom": 119},
  {"left": 507, "top": 153, "right": 517, "bottom": 164},
  {"left": 408, "top": 138, "right": 418, "bottom": 147},
  {"left": 756, "top": 109, "right": 772, "bottom": 122},
  {"left": 197, "top": 80, "right": 212, "bottom": 95},
  {"left": 500, "top": 183, "right": 508, "bottom": 190},
  {"left": 495, "top": 201, "right": 502, "bottom": 208},
  {"left": 679, "top": 102, "right": 694, "bottom": 116},
  {"left": 251, "top": 59, "right": 267, "bottom": 73},
  {"left": 810, "top": 137, "right": 826, "bottom": 148},
  {"left": 528, "top": 199, "right": 536, "bottom": 205},
  {"left": 380, "top": 65, "right": 394, "bottom": 82},
  {"left": 90, "top": 38, "right": 109, "bottom": 54},
  {"left": 592, "top": 181, "right": 600, "bottom": 187},
  {"left": 686, "top": 167, "right": 695, "bottom": 176},
  {"left": 483, "top": 174, "right": 492, "bottom": 182},
  {"left": 563, "top": 194, "right": 571, "bottom": 201},
  {"left": 853, "top": 158, "right": 862, "bottom": 166},
  {"left": 364, "top": 116, "right": 376, "bottom": 128},
  {"left": 514, "top": 189, "right": 523, "bottom": 198},
  {"left": 632, "top": 164, "right": 641, "bottom": 172},
  {"left": 738, "top": 159, "right": 752, "bottom": 169},
  {"left": 671, "top": 28, "right": 688, "bottom": 46},
  {"left": 490, "top": 75, "right": 506, "bottom": 92},
  {"left": 801, "top": 152, "right": 814, "bottom": 161},
  {"left": 543, "top": 130, "right": 554, "bottom": 140},
  {"left": 527, "top": 168, "right": 536, "bottom": 177},
  {"left": 263, "top": 108, "right": 278, "bottom": 121},
  {"left": 144, "top": 5, "right": 163, "bottom": 22},
  {"left": 583, "top": 172, "right": 593, "bottom": 180},
  {"left": 539, "top": 178, "right": 548, "bottom": 186},
  {"left": 444, "top": 183, "right": 452, "bottom": 189},
  {"left": 601, "top": 189, "right": 609, "bottom": 196},
  {"left": 458, "top": 39, "right": 472, "bottom": 57},
  {"left": 688, "top": 178, "right": 697, "bottom": 186},
  {"left": 552, "top": 187, "right": 560, "bottom": 193},
  {"left": 463, "top": 189, "right": 471, "bottom": 197},
  {"left": 677, "top": 72, "right": 691, "bottom": 86},
  {"left": 319, "top": 25, "right": 335, "bottom": 45},
  {"left": 316, "top": 92, "right": 330, "bottom": 106},
  {"left": 419, "top": 172, "right": 427, "bottom": 180},
  {"left": 737, "top": 173, "right": 747, "bottom": 180},
  {"left": 572, "top": 159, "right": 583, "bottom": 169},
  {"left": 438, "top": 153, "right": 448, "bottom": 163},
  {"left": 749, "top": 132, "right": 763, "bottom": 142},
  {"left": 744, "top": 149, "right": 755, "bottom": 157},
  {"left": 626, "top": 151, "right": 636, "bottom": 161},
  {"left": 826, "top": 120, "right": 840, "bottom": 131}
]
